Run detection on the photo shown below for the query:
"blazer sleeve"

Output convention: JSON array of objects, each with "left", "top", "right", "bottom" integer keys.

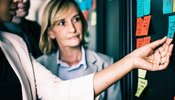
[{"left": 32, "top": 58, "right": 95, "bottom": 100}]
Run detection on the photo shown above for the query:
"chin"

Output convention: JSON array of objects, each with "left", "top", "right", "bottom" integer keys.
[
  {"left": 16, "top": 11, "right": 28, "bottom": 17},
  {"left": 68, "top": 42, "right": 80, "bottom": 47}
]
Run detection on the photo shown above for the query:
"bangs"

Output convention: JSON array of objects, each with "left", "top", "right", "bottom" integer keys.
[{"left": 51, "top": 2, "right": 76, "bottom": 25}]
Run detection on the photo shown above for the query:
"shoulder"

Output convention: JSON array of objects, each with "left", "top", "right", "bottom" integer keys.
[
  {"left": 85, "top": 49, "right": 113, "bottom": 64},
  {"left": 37, "top": 52, "right": 57, "bottom": 64},
  {"left": 0, "top": 31, "right": 26, "bottom": 47}
]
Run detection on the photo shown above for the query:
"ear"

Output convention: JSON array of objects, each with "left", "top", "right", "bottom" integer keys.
[{"left": 48, "top": 28, "right": 56, "bottom": 39}]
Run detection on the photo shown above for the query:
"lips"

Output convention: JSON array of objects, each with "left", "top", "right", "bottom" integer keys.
[
  {"left": 69, "top": 35, "right": 79, "bottom": 39},
  {"left": 18, "top": 3, "right": 29, "bottom": 11}
]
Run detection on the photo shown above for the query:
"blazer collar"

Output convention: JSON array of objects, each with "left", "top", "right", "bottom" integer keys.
[{"left": 85, "top": 49, "right": 98, "bottom": 68}]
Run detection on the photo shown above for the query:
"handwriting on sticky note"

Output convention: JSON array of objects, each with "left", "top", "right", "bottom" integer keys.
[
  {"left": 138, "top": 69, "right": 147, "bottom": 78},
  {"left": 136, "top": 15, "right": 151, "bottom": 36},
  {"left": 135, "top": 78, "right": 148, "bottom": 97},
  {"left": 168, "top": 15, "right": 175, "bottom": 38},
  {"left": 163, "top": 0, "right": 173, "bottom": 14},
  {"left": 136, "top": 18, "right": 144, "bottom": 36},
  {"left": 136, "top": 38, "right": 144, "bottom": 48},
  {"left": 137, "top": 0, "right": 144, "bottom": 17},
  {"left": 136, "top": 36, "right": 151, "bottom": 48},
  {"left": 144, "top": 0, "right": 151, "bottom": 15},
  {"left": 137, "top": 0, "right": 151, "bottom": 17}
]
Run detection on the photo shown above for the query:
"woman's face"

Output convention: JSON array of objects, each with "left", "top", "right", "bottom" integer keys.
[
  {"left": 48, "top": 5, "right": 83, "bottom": 49},
  {"left": 0, "top": 0, "right": 22, "bottom": 22}
]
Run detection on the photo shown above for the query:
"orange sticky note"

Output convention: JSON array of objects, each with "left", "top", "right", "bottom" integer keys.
[
  {"left": 143, "top": 36, "right": 151, "bottom": 44},
  {"left": 136, "top": 15, "right": 151, "bottom": 36},
  {"left": 136, "top": 38, "right": 144, "bottom": 48},
  {"left": 83, "top": 11, "right": 88, "bottom": 20},
  {"left": 136, "top": 36, "right": 151, "bottom": 48},
  {"left": 136, "top": 18, "right": 144, "bottom": 36},
  {"left": 142, "top": 15, "right": 151, "bottom": 36}
]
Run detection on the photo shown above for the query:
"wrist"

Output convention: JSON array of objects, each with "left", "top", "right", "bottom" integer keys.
[{"left": 122, "top": 54, "right": 135, "bottom": 71}]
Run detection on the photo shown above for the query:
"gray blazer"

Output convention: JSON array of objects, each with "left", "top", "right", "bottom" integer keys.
[{"left": 37, "top": 49, "right": 122, "bottom": 100}]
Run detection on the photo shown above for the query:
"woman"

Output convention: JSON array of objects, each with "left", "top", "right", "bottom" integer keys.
[{"left": 37, "top": 0, "right": 121, "bottom": 99}]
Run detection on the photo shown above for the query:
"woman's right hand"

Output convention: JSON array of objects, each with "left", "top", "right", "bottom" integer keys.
[{"left": 129, "top": 36, "right": 173, "bottom": 71}]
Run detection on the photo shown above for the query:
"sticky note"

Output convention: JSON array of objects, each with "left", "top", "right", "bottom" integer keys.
[
  {"left": 163, "top": 0, "right": 173, "bottom": 14},
  {"left": 91, "top": 11, "right": 96, "bottom": 26},
  {"left": 136, "top": 16, "right": 151, "bottom": 36},
  {"left": 135, "top": 78, "right": 148, "bottom": 97},
  {"left": 136, "top": 38, "right": 144, "bottom": 48},
  {"left": 173, "top": 0, "right": 175, "bottom": 12},
  {"left": 138, "top": 69, "right": 147, "bottom": 78},
  {"left": 137, "top": 0, "right": 144, "bottom": 17},
  {"left": 168, "top": 15, "right": 175, "bottom": 38},
  {"left": 142, "top": 15, "right": 151, "bottom": 35},
  {"left": 144, "top": 0, "right": 151, "bottom": 15},
  {"left": 75, "top": 0, "right": 92, "bottom": 11},
  {"left": 143, "top": 36, "right": 151, "bottom": 44},
  {"left": 136, "top": 36, "right": 151, "bottom": 48},
  {"left": 136, "top": 18, "right": 144, "bottom": 36}
]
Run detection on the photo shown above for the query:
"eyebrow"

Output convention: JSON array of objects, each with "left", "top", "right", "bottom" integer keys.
[{"left": 56, "top": 13, "right": 79, "bottom": 22}]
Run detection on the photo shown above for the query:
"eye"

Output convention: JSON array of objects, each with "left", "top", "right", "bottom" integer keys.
[
  {"left": 72, "top": 16, "right": 81, "bottom": 23},
  {"left": 57, "top": 20, "right": 65, "bottom": 26}
]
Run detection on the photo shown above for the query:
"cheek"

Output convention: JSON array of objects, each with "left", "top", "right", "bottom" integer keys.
[
  {"left": 75, "top": 23, "right": 83, "bottom": 33},
  {"left": 53, "top": 30, "right": 67, "bottom": 41}
]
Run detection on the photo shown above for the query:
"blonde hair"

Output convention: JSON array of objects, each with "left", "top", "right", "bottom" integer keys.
[{"left": 39, "top": 0, "right": 88, "bottom": 54}]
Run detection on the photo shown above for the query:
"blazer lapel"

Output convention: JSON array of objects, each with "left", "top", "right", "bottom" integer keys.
[
  {"left": 47, "top": 52, "right": 58, "bottom": 75},
  {"left": 85, "top": 49, "right": 98, "bottom": 74}
]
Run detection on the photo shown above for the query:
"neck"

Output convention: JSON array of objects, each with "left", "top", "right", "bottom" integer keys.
[{"left": 59, "top": 46, "right": 82, "bottom": 66}]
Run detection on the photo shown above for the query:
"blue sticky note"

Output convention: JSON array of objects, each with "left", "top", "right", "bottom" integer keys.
[
  {"left": 86, "top": 0, "right": 93, "bottom": 10},
  {"left": 137, "top": 0, "right": 144, "bottom": 17},
  {"left": 75, "top": 0, "right": 86, "bottom": 11},
  {"left": 144, "top": 0, "right": 151, "bottom": 15},
  {"left": 163, "top": 0, "right": 173, "bottom": 14},
  {"left": 75, "top": 0, "right": 92, "bottom": 11},
  {"left": 167, "top": 15, "right": 175, "bottom": 38}
]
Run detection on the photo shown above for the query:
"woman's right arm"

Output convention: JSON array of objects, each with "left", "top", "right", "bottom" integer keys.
[
  {"left": 93, "top": 37, "right": 173, "bottom": 96},
  {"left": 33, "top": 37, "right": 173, "bottom": 99}
]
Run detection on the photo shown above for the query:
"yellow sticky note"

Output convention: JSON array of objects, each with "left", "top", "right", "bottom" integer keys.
[
  {"left": 91, "top": 11, "right": 96, "bottom": 26},
  {"left": 173, "top": 0, "right": 175, "bottom": 12},
  {"left": 135, "top": 78, "right": 148, "bottom": 97},
  {"left": 138, "top": 69, "right": 147, "bottom": 78}
]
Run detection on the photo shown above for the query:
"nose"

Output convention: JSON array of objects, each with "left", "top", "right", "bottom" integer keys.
[{"left": 68, "top": 22, "right": 76, "bottom": 33}]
